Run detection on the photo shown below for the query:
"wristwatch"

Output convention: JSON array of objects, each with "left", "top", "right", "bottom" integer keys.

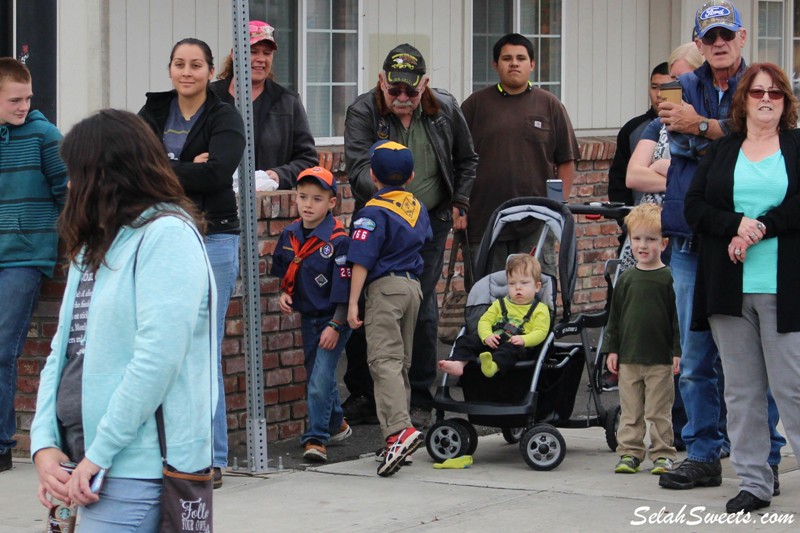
[{"left": 698, "top": 120, "right": 709, "bottom": 136}]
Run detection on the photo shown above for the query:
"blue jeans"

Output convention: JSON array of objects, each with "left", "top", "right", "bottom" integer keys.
[
  {"left": 205, "top": 234, "right": 240, "bottom": 468},
  {"left": 671, "top": 239, "right": 726, "bottom": 463},
  {"left": 300, "top": 315, "right": 351, "bottom": 444},
  {"left": 0, "top": 267, "right": 42, "bottom": 454},
  {"left": 79, "top": 478, "right": 161, "bottom": 532},
  {"left": 410, "top": 207, "right": 451, "bottom": 410}
]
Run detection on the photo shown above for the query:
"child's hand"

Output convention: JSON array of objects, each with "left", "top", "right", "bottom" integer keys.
[
  {"left": 319, "top": 327, "right": 339, "bottom": 350},
  {"left": 348, "top": 303, "right": 363, "bottom": 329},
  {"left": 508, "top": 335, "right": 525, "bottom": 346},
  {"left": 278, "top": 292, "right": 293, "bottom": 315},
  {"left": 606, "top": 353, "right": 619, "bottom": 374},
  {"left": 672, "top": 356, "right": 681, "bottom": 375},
  {"left": 483, "top": 334, "right": 501, "bottom": 349}
]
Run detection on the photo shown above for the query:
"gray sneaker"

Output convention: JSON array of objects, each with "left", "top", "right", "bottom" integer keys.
[{"left": 409, "top": 407, "right": 431, "bottom": 429}]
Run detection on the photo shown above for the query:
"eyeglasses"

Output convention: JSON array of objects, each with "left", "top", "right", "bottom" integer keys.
[
  {"left": 700, "top": 27, "right": 737, "bottom": 45},
  {"left": 386, "top": 84, "right": 421, "bottom": 98},
  {"left": 747, "top": 88, "right": 784, "bottom": 100}
]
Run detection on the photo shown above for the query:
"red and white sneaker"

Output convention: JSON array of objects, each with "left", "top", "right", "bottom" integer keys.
[{"left": 377, "top": 427, "right": 423, "bottom": 477}]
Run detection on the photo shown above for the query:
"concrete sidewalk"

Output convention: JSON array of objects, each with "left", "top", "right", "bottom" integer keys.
[{"left": 1, "top": 427, "right": 797, "bottom": 532}]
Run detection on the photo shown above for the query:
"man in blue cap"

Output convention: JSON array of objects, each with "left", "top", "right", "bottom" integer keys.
[{"left": 657, "top": 2, "right": 785, "bottom": 508}]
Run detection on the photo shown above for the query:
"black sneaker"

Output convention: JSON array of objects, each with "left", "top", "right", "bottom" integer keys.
[
  {"left": 342, "top": 395, "right": 379, "bottom": 425},
  {"left": 600, "top": 370, "right": 619, "bottom": 392},
  {"left": 771, "top": 464, "right": 780, "bottom": 496},
  {"left": 726, "top": 490, "right": 770, "bottom": 513},
  {"left": 658, "top": 458, "right": 722, "bottom": 490}
]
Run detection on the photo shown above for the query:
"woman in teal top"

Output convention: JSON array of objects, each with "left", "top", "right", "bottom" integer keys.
[
  {"left": 686, "top": 63, "right": 800, "bottom": 514},
  {"left": 30, "top": 110, "right": 216, "bottom": 531}
]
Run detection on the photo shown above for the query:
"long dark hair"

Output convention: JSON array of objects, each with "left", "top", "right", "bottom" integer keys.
[
  {"left": 59, "top": 109, "right": 205, "bottom": 272},
  {"left": 730, "top": 63, "right": 798, "bottom": 134}
]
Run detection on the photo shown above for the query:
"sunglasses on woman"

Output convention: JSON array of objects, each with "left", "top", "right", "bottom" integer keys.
[
  {"left": 748, "top": 89, "right": 784, "bottom": 100},
  {"left": 386, "top": 84, "right": 421, "bottom": 98},
  {"left": 700, "top": 27, "right": 737, "bottom": 45}
]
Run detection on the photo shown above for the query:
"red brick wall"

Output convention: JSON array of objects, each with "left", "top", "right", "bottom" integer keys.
[{"left": 14, "top": 138, "right": 619, "bottom": 458}]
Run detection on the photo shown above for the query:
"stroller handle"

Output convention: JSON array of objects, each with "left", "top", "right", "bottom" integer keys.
[{"left": 566, "top": 202, "right": 631, "bottom": 222}]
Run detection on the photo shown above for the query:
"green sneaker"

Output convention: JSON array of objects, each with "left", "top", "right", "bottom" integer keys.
[
  {"left": 614, "top": 455, "right": 641, "bottom": 474},
  {"left": 651, "top": 457, "right": 674, "bottom": 475}
]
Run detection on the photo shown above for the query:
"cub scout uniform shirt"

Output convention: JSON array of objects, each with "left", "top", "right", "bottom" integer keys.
[
  {"left": 347, "top": 187, "right": 432, "bottom": 284},
  {"left": 271, "top": 212, "right": 350, "bottom": 314}
]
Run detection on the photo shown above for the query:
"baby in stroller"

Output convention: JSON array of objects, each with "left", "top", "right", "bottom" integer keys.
[{"left": 438, "top": 255, "right": 550, "bottom": 378}]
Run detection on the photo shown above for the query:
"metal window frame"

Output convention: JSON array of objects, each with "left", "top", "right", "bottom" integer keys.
[{"left": 298, "top": 0, "right": 363, "bottom": 145}]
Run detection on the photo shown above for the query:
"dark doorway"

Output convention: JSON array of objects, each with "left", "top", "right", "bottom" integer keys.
[{"left": 14, "top": 0, "right": 58, "bottom": 125}]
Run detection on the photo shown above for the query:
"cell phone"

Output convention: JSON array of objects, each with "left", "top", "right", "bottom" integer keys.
[
  {"left": 90, "top": 468, "right": 108, "bottom": 494},
  {"left": 659, "top": 81, "right": 682, "bottom": 105}
]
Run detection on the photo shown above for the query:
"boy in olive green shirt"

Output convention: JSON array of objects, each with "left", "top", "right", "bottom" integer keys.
[{"left": 604, "top": 204, "right": 680, "bottom": 476}]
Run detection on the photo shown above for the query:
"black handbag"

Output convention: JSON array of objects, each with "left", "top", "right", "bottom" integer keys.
[{"left": 156, "top": 407, "right": 214, "bottom": 533}]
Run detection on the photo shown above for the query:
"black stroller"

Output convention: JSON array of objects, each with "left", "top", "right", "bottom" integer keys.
[{"left": 425, "top": 197, "right": 623, "bottom": 470}]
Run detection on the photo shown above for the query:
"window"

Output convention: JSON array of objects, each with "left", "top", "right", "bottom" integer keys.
[
  {"left": 472, "top": 0, "right": 562, "bottom": 98},
  {"left": 250, "top": 0, "right": 360, "bottom": 144},
  {"left": 250, "top": 0, "right": 298, "bottom": 93},
  {"left": 758, "top": 0, "right": 784, "bottom": 65}
]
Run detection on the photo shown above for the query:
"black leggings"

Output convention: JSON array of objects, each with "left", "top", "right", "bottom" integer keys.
[{"left": 450, "top": 333, "right": 530, "bottom": 376}]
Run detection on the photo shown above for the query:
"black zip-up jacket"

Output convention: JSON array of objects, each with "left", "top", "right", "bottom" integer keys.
[
  {"left": 139, "top": 88, "right": 245, "bottom": 233},
  {"left": 344, "top": 86, "right": 477, "bottom": 210},
  {"left": 210, "top": 78, "right": 317, "bottom": 190},
  {"left": 685, "top": 130, "right": 800, "bottom": 333}
]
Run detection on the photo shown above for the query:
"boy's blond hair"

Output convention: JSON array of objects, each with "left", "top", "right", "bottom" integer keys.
[
  {"left": 506, "top": 254, "right": 542, "bottom": 283},
  {"left": 624, "top": 203, "right": 663, "bottom": 236},
  {"left": 0, "top": 58, "right": 32, "bottom": 90}
]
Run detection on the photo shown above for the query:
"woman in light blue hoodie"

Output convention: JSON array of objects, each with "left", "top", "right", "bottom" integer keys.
[{"left": 30, "top": 109, "right": 217, "bottom": 532}]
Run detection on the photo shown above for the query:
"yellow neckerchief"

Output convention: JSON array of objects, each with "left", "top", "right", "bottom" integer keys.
[{"left": 366, "top": 190, "right": 422, "bottom": 227}]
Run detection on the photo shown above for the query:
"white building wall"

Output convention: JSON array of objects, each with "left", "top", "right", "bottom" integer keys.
[
  {"left": 55, "top": 0, "right": 767, "bottom": 136},
  {"left": 56, "top": 0, "right": 106, "bottom": 132},
  {"left": 362, "top": 0, "right": 469, "bottom": 101}
]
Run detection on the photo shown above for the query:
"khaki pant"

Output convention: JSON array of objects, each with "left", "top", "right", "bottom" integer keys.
[
  {"left": 617, "top": 363, "right": 677, "bottom": 462},
  {"left": 364, "top": 274, "right": 422, "bottom": 439}
]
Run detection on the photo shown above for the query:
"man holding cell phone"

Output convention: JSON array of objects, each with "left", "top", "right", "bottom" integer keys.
[{"left": 658, "top": 0, "right": 785, "bottom": 495}]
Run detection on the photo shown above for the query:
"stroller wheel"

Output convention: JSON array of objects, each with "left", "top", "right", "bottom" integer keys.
[
  {"left": 425, "top": 421, "right": 470, "bottom": 462},
  {"left": 501, "top": 427, "right": 525, "bottom": 444},
  {"left": 604, "top": 405, "right": 621, "bottom": 452},
  {"left": 520, "top": 424, "right": 566, "bottom": 471},
  {"left": 450, "top": 418, "right": 479, "bottom": 455}
]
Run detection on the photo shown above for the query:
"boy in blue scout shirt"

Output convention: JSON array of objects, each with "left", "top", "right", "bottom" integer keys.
[
  {"left": 347, "top": 141, "right": 432, "bottom": 477},
  {"left": 271, "top": 166, "right": 353, "bottom": 463}
]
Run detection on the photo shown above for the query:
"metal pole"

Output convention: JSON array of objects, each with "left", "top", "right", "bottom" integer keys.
[{"left": 231, "top": 0, "right": 268, "bottom": 473}]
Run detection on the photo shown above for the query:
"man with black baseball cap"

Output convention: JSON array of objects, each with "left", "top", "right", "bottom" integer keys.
[{"left": 343, "top": 44, "right": 477, "bottom": 430}]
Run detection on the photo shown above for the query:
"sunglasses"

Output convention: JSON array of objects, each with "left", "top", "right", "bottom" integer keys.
[
  {"left": 747, "top": 88, "right": 784, "bottom": 100},
  {"left": 386, "top": 85, "right": 421, "bottom": 98},
  {"left": 700, "top": 27, "right": 737, "bottom": 45}
]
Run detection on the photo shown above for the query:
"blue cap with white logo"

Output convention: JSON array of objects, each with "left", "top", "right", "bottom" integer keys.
[{"left": 695, "top": 1, "right": 742, "bottom": 39}]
